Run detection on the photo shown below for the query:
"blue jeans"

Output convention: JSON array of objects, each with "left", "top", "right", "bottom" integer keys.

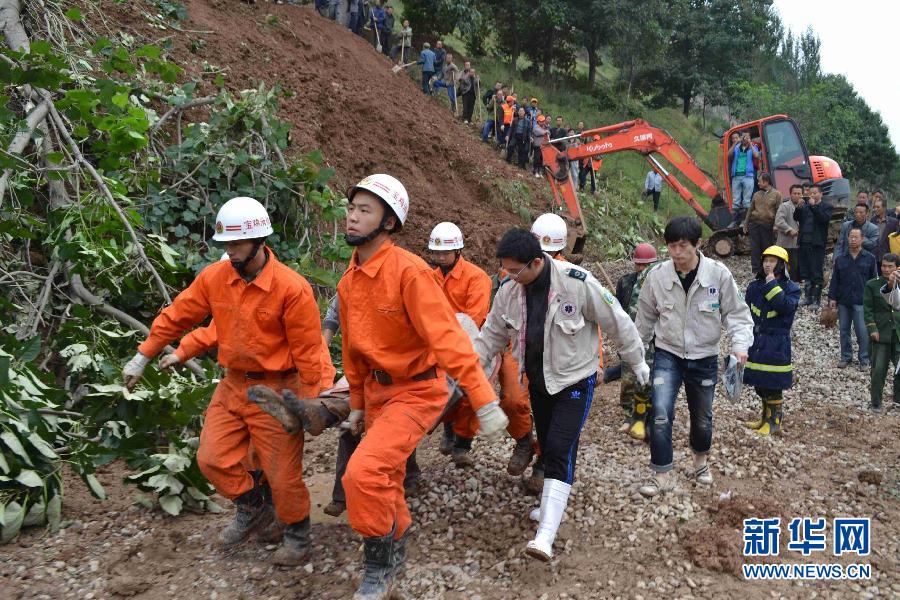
[
  {"left": 838, "top": 303, "right": 869, "bottom": 363},
  {"left": 482, "top": 120, "right": 496, "bottom": 142},
  {"left": 432, "top": 80, "right": 456, "bottom": 111},
  {"left": 732, "top": 175, "right": 755, "bottom": 209},
  {"left": 649, "top": 348, "right": 717, "bottom": 473}
]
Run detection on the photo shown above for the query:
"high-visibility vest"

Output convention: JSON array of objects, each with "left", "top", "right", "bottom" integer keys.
[{"left": 501, "top": 103, "right": 513, "bottom": 125}]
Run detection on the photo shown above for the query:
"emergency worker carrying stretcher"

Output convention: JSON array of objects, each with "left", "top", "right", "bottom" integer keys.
[{"left": 121, "top": 196, "right": 325, "bottom": 565}]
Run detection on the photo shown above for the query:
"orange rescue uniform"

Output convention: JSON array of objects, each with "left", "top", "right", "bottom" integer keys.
[
  {"left": 138, "top": 251, "right": 323, "bottom": 525},
  {"left": 437, "top": 258, "right": 533, "bottom": 440},
  {"left": 339, "top": 239, "right": 495, "bottom": 538}
]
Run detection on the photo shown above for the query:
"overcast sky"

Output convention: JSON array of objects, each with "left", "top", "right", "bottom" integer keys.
[{"left": 773, "top": 0, "right": 899, "bottom": 149}]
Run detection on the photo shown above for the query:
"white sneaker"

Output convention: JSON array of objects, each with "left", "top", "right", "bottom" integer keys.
[
  {"left": 639, "top": 473, "right": 676, "bottom": 498},
  {"left": 525, "top": 479, "right": 571, "bottom": 561},
  {"left": 694, "top": 464, "right": 713, "bottom": 485}
]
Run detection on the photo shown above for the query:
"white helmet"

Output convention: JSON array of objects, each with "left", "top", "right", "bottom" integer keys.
[
  {"left": 348, "top": 174, "right": 409, "bottom": 226},
  {"left": 531, "top": 213, "right": 567, "bottom": 252},
  {"left": 212, "top": 196, "right": 273, "bottom": 241},
  {"left": 428, "top": 222, "right": 464, "bottom": 250}
]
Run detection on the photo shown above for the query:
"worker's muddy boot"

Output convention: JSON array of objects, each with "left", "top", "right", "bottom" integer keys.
[
  {"left": 451, "top": 446, "right": 474, "bottom": 468},
  {"left": 253, "top": 480, "right": 285, "bottom": 543},
  {"left": 323, "top": 500, "right": 346, "bottom": 517},
  {"left": 754, "top": 399, "right": 783, "bottom": 436},
  {"left": 526, "top": 457, "right": 545, "bottom": 495},
  {"left": 220, "top": 487, "right": 274, "bottom": 548},
  {"left": 810, "top": 284, "right": 822, "bottom": 309},
  {"left": 439, "top": 422, "right": 455, "bottom": 456},
  {"left": 247, "top": 385, "right": 301, "bottom": 434},
  {"left": 743, "top": 398, "right": 766, "bottom": 430},
  {"left": 391, "top": 528, "right": 411, "bottom": 577},
  {"left": 353, "top": 533, "right": 395, "bottom": 600},
  {"left": 507, "top": 433, "right": 535, "bottom": 476},
  {"left": 800, "top": 282, "right": 813, "bottom": 306},
  {"left": 281, "top": 390, "right": 341, "bottom": 436},
  {"left": 272, "top": 517, "right": 311, "bottom": 566}
]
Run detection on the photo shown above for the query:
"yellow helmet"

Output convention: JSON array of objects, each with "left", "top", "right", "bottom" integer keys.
[{"left": 762, "top": 245, "right": 789, "bottom": 263}]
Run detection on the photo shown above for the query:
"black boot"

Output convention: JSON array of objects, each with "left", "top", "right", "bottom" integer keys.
[
  {"left": 272, "top": 517, "right": 311, "bottom": 566},
  {"left": 219, "top": 486, "right": 273, "bottom": 548},
  {"left": 801, "top": 282, "right": 813, "bottom": 306},
  {"left": 439, "top": 421, "right": 455, "bottom": 456},
  {"left": 353, "top": 533, "right": 395, "bottom": 600},
  {"left": 811, "top": 284, "right": 822, "bottom": 308},
  {"left": 391, "top": 527, "right": 410, "bottom": 577},
  {"left": 507, "top": 432, "right": 535, "bottom": 476}
]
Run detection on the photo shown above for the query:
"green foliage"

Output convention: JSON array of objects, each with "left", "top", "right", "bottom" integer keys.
[
  {"left": 580, "top": 176, "right": 664, "bottom": 260},
  {"left": 0, "top": 3, "right": 346, "bottom": 540}
]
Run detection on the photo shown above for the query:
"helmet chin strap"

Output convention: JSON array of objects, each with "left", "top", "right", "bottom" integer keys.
[
  {"left": 439, "top": 251, "right": 461, "bottom": 275},
  {"left": 231, "top": 239, "right": 266, "bottom": 276},
  {"left": 345, "top": 212, "right": 395, "bottom": 247}
]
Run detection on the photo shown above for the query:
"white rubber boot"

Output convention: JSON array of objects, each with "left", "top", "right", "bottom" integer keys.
[{"left": 524, "top": 478, "right": 571, "bottom": 561}]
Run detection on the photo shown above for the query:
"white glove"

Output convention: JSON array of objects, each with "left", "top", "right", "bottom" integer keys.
[
  {"left": 633, "top": 361, "right": 651, "bottom": 387},
  {"left": 348, "top": 409, "right": 365, "bottom": 436},
  {"left": 122, "top": 351, "right": 151, "bottom": 391},
  {"left": 475, "top": 401, "right": 509, "bottom": 437},
  {"left": 159, "top": 353, "right": 182, "bottom": 371}
]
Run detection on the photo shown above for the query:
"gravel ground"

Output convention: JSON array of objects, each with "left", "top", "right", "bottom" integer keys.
[{"left": 2, "top": 256, "right": 898, "bottom": 600}]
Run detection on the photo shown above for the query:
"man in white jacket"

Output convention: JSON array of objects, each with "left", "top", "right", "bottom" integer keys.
[
  {"left": 474, "top": 228, "right": 649, "bottom": 562},
  {"left": 635, "top": 216, "right": 754, "bottom": 497}
]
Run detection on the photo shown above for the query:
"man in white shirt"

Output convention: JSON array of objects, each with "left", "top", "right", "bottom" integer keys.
[{"left": 644, "top": 170, "right": 663, "bottom": 211}]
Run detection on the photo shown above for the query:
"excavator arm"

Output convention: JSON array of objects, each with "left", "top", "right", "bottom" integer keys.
[{"left": 539, "top": 119, "right": 729, "bottom": 252}]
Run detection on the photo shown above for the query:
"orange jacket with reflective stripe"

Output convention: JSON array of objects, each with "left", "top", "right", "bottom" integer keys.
[
  {"left": 501, "top": 103, "right": 514, "bottom": 125},
  {"left": 138, "top": 250, "right": 323, "bottom": 397},
  {"left": 338, "top": 239, "right": 495, "bottom": 411},
  {"left": 433, "top": 257, "right": 492, "bottom": 327},
  {"left": 175, "top": 321, "right": 336, "bottom": 393}
]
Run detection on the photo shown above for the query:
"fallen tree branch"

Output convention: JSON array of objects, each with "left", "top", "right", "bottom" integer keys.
[
  {"left": 68, "top": 272, "right": 207, "bottom": 380},
  {"left": 259, "top": 113, "right": 287, "bottom": 171},
  {"left": 0, "top": 99, "right": 50, "bottom": 207},
  {"left": 40, "top": 90, "right": 173, "bottom": 304},
  {"left": 149, "top": 96, "right": 216, "bottom": 136},
  {"left": 26, "top": 259, "right": 59, "bottom": 338}
]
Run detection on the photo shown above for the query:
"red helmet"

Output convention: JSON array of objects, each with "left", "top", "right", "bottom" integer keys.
[{"left": 633, "top": 243, "right": 658, "bottom": 264}]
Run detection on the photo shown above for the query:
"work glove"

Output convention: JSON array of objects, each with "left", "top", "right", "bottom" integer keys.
[
  {"left": 122, "top": 351, "right": 151, "bottom": 391},
  {"left": 348, "top": 409, "right": 365, "bottom": 436},
  {"left": 159, "top": 353, "right": 182, "bottom": 371},
  {"left": 476, "top": 401, "right": 509, "bottom": 437},
  {"left": 633, "top": 361, "right": 651, "bottom": 387}
]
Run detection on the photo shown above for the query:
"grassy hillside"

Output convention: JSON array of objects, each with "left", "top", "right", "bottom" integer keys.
[{"left": 419, "top": 35, "right": 728, "bottom": 258}]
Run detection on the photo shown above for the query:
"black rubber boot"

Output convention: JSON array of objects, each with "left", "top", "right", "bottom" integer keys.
[
  {"left": 507, "top": 432, "right": 535, "bottom": 476},
  {"left": 801, "top": 282, "right": 813, "bottom": 306},
  {"left": 452, "top": 436, "right": 474, "bottom": 468},
  {"left": 353, "top": 533, "right": 395, "bottom": 600},
  {"left": 272, "top": 517, "right": 311, "bottom": 566},
  {"left": 219, "top": 486, "right": 273, "bottom": 548},
  {"left": 526, "top": 457, "right": 545, "bottom": 495},
  {"left": 282, "top": 389, "right": 340, "bottom": 436},
  {"left": 439, "top": 422, "right": 455, "bottom": 456},
  {"left": 811, "top": 284, "right": 822, "bottom": 309},
  {"left": 391, "top": 528, "right": 410, "bottom": 577}
]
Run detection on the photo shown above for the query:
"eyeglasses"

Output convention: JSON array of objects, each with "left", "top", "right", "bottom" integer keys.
[{"left": 503, "top": 259, "right": 533, "bottom": 281}]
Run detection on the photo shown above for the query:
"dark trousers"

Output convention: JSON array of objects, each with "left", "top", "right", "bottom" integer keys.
[
  {"left": 506, "top": 136, "right": 528, "bottom": 168},
  {"left": 748, "top": 221, "right": 775, "bottom": 275},
  {"left": 462, "top": 91, "right": 476, "bottom": 122},
  {"left": 786, "top": 247, "right": 799, "bottom": 280},
  {"left": 870, "top": 341, "right": 900, "bottom": 407},
  {"left": 649, "top": 348, "right": 717, "bottom": 472},
  {"left": 646, "top": 190, "right": 660, "bottom": 211},
  {"left": 798, "top": 243, "right": 826, "bottom": 287},
  {"left": 331, "top": 430, "right": 420, "bottom": 503},
  {"left": 579, "top": 164, "right": 596, "bottom": 193},
  {"left": 528, "top": 373, "right": 597, "bottom": 484},
  {"left": 421, "top": 70, "right": 434, "bottom": 94},
  {"left": 532, "top": 144, "right": 543, "bottom": 174},
  {"left": 379, "top": 31, "right": 391, "bottom": 55}
]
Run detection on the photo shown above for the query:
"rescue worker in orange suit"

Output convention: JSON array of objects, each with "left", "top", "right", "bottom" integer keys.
[
  {"left": 121, "top": 196, "right": 323, "bottom": 566},
  {"left": 429, "top": 221, "right": 536, "bottom": 474},
  {"left": 337, "top": 174, "right": 508, "bottom": 599}
]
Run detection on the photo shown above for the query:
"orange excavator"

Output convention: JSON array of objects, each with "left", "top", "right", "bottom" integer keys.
[{"left": 540, "top": 115, "right": 850, "bottom": 257}]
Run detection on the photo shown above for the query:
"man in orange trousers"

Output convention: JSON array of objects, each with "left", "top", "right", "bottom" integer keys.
[
  {"left": 121, "top": 196, "right": 323, "bottom": 567},
  {"left": 338, "top": 174, "right": 508, "bottom": 600}
]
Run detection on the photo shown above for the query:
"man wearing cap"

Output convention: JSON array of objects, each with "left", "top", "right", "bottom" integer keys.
[
  {"left": 531, "top": 114, "right": 549, "bottom": 178},
  {"left": 338, "top": 174, "right": 507, "bottom": 599},
  {"left": 428, "top": 222, "right": 536, "bottom": 475},
  {"left": 121, "top": 197, "right": 324, "bottom": 564}
]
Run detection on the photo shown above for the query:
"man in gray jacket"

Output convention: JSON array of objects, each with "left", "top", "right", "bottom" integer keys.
[
  {"left": 635, "top": 216, "right": 753, "bottom": 498},
  {"left": 834, "top": 203, "right": 879, "bottom": 258},
  {"left": 774, "top": 183, "right": 803, "bottom": 277},
  {"left": 474, "top": 228, "right": 649, "bottom": 563}
]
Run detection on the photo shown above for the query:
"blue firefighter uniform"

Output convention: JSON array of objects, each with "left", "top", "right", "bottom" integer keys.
[{"left": 742, "top": 273, "right": 800, "bottom": 435}]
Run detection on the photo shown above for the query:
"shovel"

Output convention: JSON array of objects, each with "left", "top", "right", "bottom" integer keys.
[
  {"left": 373, "top": 22, "right": 382, "bottom": 53},
  {"left": 391, "top": 61, "right": 416, "bottom": 74}
]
